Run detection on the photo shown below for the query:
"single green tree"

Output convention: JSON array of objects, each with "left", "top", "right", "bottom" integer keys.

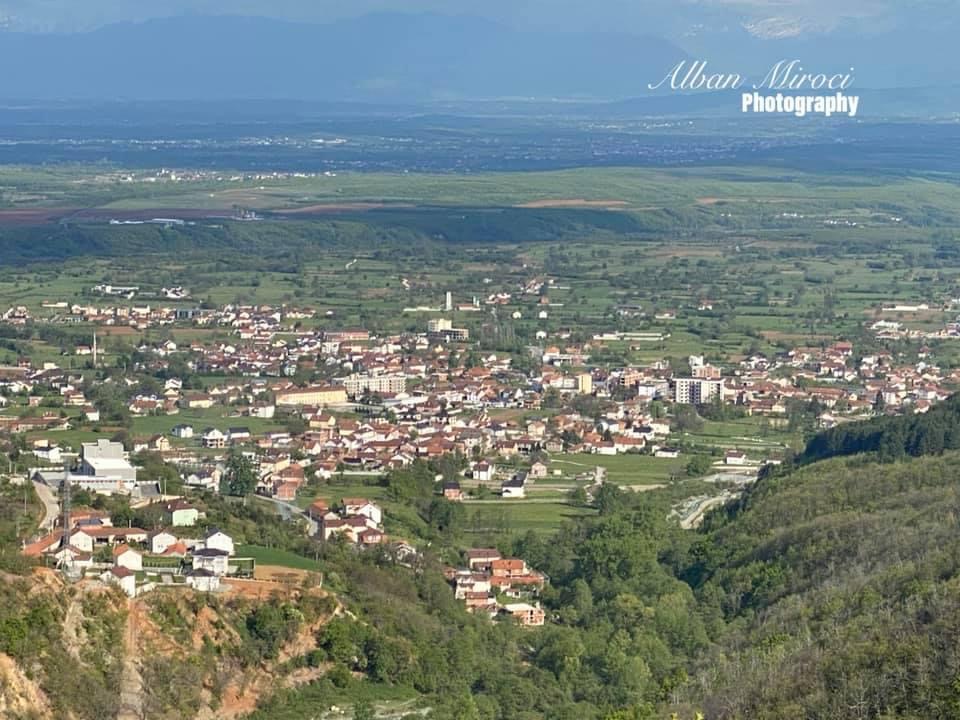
[{"left": 224, "top": 450, "right": 257, "bottom": 496}]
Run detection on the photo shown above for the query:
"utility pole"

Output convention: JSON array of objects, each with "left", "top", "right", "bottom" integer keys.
[{"left": 60, "top": 453, "right": 77, "bottom": 578}]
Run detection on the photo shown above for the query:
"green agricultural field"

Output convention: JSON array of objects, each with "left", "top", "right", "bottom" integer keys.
[
  {"left": 7, "top": 164, "right": 960, "bottom": 222},
  {"left": 4, "top": 163, "right": 960, "bottom": 370}
]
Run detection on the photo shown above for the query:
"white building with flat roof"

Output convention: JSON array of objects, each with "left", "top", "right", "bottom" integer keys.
[
  {"left": 673, "top": 378, "right": 724, "bottom": 405},
  {"left": 342, "top": 373, "right": 407, "bottom": 396},
  {"left": 72, "top": 439, "right": 138, "bottom": 494}
]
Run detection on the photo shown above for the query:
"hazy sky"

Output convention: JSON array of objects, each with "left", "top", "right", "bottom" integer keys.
[{"left": 0, "top": 0, "right": 924, "bottom": 34}]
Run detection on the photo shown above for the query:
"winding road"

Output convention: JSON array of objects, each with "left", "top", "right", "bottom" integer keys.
[
  {"left": 256, "top": 495, "right": 319, "bottom": 536},
  {"left": 33, "top": 480, "right": 59, "bottom": 531}
]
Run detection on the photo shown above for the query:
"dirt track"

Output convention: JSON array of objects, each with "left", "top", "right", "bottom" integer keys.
[{"left": 515, "top": 198, "right": 628, "bottom": 209}]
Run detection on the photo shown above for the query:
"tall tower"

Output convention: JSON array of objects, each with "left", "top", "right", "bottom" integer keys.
[
  {"left": 445, "top": 291, "right": 453, "bottom": 312},
  {"left": 60, "top": 455, "right": 72, "bottom": 562},
  {"left": 92, "top": 331, "right": 98, "bottom": 368}
]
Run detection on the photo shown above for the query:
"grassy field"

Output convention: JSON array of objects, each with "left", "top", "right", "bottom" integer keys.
[
  {"left": 236, "top": 544, "right": 321, "bottom": 572},
  {"left": 6, "top": 164, "right": 960, "bottom": 219},
  {"left": 548, "top": 453, "right": 685, "bottom": 485},
  {"left": 463, "top": 500, "right": 597, "bottom": 535},
  {"left": 130, "top": 408, "right": 286, "bottom": 438},
  {"left": 293, "top": 483, "right": 388, "bottom": 510},
  {"left": 681, "top": 417, "right": 799, "bottom": 454}
]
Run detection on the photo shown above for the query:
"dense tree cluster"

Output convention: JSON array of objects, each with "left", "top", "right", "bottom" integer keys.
[{"left": 802, "top": 392, "right": 960, "bottom": 464}]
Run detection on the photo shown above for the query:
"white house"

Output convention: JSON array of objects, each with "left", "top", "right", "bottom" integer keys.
[
  {"left": 67, "top": 529, "right": 95, "bottom": 553},
  {"left": 528, "top": 461, "right": 548, "bottom": 479},
  {"left": 164, "top": 499, "right": 199, "bottom": 527},
  {"left": 473, "top": 461, "right": 495, "bottom": 482},
  {"left": 228, "top": 427, "right": 251, "bottom": 443},
  {"left": 52, "top": 545, "right": 93, "bottom": 570},
  {"left": 149, "top": 529, "right": 178, "bottom": 555},
  {"left": 103, "top": 566, "right": 137, "bottom": 597},
  {"left": 202, "top": 429, "right": 227, "bottom": 449},
  {"left": 202, "top": 528, "right": 235, "bottom": 556},
  {"left": 192, "top": 548, "right": 230, "bottom": 576},
  {"left": 33, "top": 444, "right": 63, "bottom": 464},
  {"left": 171, "top": 424, "right": 194, "bottom": 439},
  {"left": 724, "top": 450, "right": 748, "bottom": 466},
  {"left": 249, "top": 404, "right": 276, "bottom": 419},
  {"left": 648, "top": 421, "right": 671, "bottom": 436},
  {"left": 184, "top": 470, "right": 220, "bottom": 493},
  {"left": 185, "top": 568, "right": 220, "bottom": 592},
  {"left": 594, "top": 443, "right": 617, "bottom": 456},
  {"left": 113, "top": 544, "right": 143, "bottom": 572},
  {"left": 501, "top": 473, "right": 527, "bottom": 499},
  {"left": 342, "top": 499, "right": 383, "bottom": 527}
]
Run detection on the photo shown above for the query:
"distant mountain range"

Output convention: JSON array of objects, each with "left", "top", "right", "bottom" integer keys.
[
  {"left": 0, "top": 14, "right": 686, "bottom": 101},
  {"left": 0, "top": 12, "right": 955, "bottom": 102}
]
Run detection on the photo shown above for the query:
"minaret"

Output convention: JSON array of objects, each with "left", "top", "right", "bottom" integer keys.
[{"left": 92, "top": 331, "right": 98, "bottom": 368}]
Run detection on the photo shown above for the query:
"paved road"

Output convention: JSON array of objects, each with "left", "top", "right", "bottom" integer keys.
[
  {"left": 680, "top": 492, "right": 733, "bottom": 530},
  {"left": 33, "top": 480, "right": 59, "bottom": 531},
  {"left": 256, "top": 496, "right": 319, "bottom": 536}
]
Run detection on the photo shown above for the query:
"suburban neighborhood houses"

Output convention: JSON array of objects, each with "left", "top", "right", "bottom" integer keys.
[
  {"left": 448, "top": 548, "right": 547, "bottom": 625},
  {"left": 3, "top": 277, "right": 958, "bottom": 619},
  {"left": 23, "top": 510, "right": 247, "bottom": 597}
]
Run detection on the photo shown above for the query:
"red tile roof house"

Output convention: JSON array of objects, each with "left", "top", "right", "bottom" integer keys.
[
  {"left": 358, "top": 528, "right": 385, "bottom": 545},
  {"left": 321, "top": 516, "right": 371, "bottom": 543},
  {"left": 490, "top": 572, "right": 546, "bottom": 595},
  {"left": 491, "top": 558, "right": 529, "bottom": 578},
  {"left": 273, "top": 481, "right": 299, "bottom": 502},
  {"left": 464, "top": 591, "right": 496, "bottom": 609},
  {"left": 466, "top": 549, "right": 501, "bottom": 572},
  {"left": 307, "top": 499, "right": 330, "bottom": 520}
]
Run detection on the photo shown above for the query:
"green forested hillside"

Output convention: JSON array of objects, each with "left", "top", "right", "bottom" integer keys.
[
  {"left": 245, "top": 448, "right": 960, "bottom": 719},
  {"left": 0, "top": 208, "right": 657, "bottom": 266},
  {"left": 683, "top": 452, "right": 960, "bottom": 719},
  {"left": 801, "top": 394, "right": 960, "bottom": 464}
]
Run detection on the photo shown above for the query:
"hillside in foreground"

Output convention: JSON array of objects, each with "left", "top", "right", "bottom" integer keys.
[
  {"left": 682, "top": 450, "right": 960, "bottom": 718},
  {"left": 6, "top": 422, "right": 960, "bottom": 719}
]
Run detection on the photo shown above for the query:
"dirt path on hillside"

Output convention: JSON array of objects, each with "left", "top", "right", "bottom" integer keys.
[{"left": 117, "top": 601, "right": 145, "bottom": 720}]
